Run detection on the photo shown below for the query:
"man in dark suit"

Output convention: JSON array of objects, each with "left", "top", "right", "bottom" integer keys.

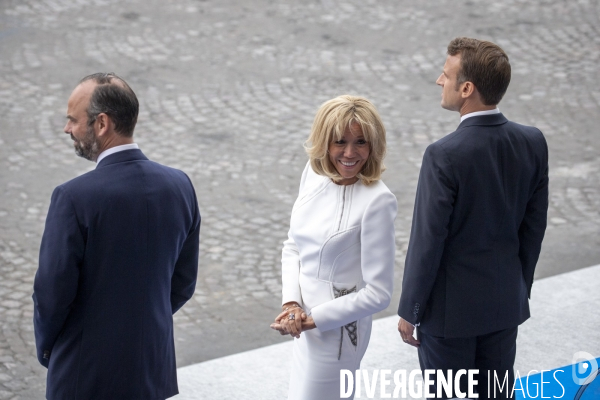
[
  {"left": 32, "top": 73, "right": 201, "bottom": 399},
  {"left": 397, "top": 38, "right": 548, "bottom": 399}
]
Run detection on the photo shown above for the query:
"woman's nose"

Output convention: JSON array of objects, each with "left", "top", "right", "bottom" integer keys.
[{"left": 344, "top": 144, "right": 355, "bottom": 157}]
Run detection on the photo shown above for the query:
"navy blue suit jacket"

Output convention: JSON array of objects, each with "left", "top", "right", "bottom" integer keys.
[
  {"left": 33, "top": 149, "right": 200, "bottom": 399},
  {"left": 398, "top": 113, "right": 548, "bottom": 338}
]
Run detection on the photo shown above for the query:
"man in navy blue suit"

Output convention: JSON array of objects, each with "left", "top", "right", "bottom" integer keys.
[
  {"left": 397, "top": 38, "right": 548, "bottom": 399},
  {"left": 33, "top": 73, "right": 200, "bottom": 399}
]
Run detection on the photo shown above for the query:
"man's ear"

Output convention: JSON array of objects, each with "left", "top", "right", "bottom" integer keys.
[
  {"left": 460, "top": 81, "right": 476, "bottom": 99},
  {"left": 95, "top": 113, "right": 111, "bottom": 137}
]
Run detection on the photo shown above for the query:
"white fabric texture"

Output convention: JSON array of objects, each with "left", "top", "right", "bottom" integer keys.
[{"left": 281, "top": 162, "right": 397, "bottom": 400}]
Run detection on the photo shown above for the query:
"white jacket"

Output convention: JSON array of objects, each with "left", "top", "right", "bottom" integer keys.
[{"left": 281, "top": 163, "right": 397, "bottom": 332}]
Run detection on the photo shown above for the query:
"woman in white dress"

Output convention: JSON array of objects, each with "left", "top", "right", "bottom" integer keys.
[{"left": 270, "top": 95, "right": 397, "bottom": 399}]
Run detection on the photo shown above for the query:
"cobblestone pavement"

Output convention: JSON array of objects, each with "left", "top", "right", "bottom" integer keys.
[{"left": 0, "top": 0, "right": 599, "bottom": 398}]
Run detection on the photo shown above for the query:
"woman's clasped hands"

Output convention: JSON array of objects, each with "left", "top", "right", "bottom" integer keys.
[{"left": 270, "top": 302, "right": 316, "bottom": 338}]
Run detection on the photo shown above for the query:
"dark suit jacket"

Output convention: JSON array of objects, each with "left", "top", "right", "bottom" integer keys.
[
  {"left": 398, "top": 113, "right": 548, "bottom": 338},
  {"left": 33, "top": 149, "right": 200, "bottom": 399}
]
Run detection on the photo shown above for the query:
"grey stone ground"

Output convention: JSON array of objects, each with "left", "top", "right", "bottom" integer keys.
[{"left": 0, "top": 0, "right": 598, "bottom": 399}]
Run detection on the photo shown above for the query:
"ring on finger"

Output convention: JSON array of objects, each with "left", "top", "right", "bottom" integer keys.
[{"left": 288, "top": 313, "right": 295, "bottom": 320}]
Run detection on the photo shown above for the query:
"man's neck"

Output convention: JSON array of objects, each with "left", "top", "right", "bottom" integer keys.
[
  {"left": 97, "top": 136, "right": 134, "bottom": 157},
  {"left": 95, "top": 143, "right": 139, "bottom": 165},
  {"left": 460, "top": 108, "right": 500, "bottom": 122},
  {"left": 459, "top": 103, "right": 497, "bottom": 117}
]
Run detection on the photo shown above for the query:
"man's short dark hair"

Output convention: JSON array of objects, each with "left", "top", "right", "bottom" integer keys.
[
  {"left": 447, "top": 37, "right": 511, "bottom": 106},
  {"left": 80, "top": 72, "right": 139, "bottom": 137}
]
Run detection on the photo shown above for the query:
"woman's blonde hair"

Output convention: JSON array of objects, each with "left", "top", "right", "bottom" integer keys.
[{"left": 305, "top": 95, "right": 386, "bottom": 185}]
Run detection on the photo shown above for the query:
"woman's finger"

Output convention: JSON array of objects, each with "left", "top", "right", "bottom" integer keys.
[
  {"left": 285, "top": 312, "right": 300, "bottom": 337},
  {"left": 275, "top": 311, "right": 287, "bottom": 323}
]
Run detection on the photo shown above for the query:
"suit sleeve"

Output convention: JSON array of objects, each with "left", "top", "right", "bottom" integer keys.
[
  {"left": 310, "top": 190, "right": 397, "bottom": 332},
  {"left": 281, "top": 162, "right": 311, "bottom": 306},
  {"left": 170, "top": 177, "right": 201, "bottom": 314},
  {"left": 519, "top": 135, "right": 549, "bottom": 298},
  {"left": 397, "top": 143, "right": 456, "bottom": 325},
  {"left": 33, "top": 186, "right": 84, "bottom": 367}
]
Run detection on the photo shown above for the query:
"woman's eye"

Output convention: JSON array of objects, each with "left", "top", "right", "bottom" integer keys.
[{"left": 357, "top": 140, "right": 367, "bottom": 145}]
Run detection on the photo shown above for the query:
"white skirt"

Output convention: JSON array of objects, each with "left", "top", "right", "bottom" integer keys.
[{"left": 287, "top": 315, "right": 372, "bottom": 400}]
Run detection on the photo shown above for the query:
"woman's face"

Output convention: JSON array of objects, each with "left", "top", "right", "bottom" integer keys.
[{"left": 328, "top": 122, "right": 370, "bottom": 185}]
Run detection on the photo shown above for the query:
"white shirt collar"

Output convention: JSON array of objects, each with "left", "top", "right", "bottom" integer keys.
[
  {"left": 96, "top": 143, "right": 139, "bottom": 166},
  {"left": 460, "top": 108, "right": 500, "bottom": 122}
]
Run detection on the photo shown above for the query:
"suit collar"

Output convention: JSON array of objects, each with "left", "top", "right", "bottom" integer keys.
[
  {"left": 457, "top": 112, "right": 508, "bottom": 129},
  {"left": 96, "top": 148, "right": 148, "bottom": 168}
]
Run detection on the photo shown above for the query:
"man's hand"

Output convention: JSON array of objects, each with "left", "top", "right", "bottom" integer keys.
[{"left": 398, "top": 317, "right": 420, "bottom": 347}]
